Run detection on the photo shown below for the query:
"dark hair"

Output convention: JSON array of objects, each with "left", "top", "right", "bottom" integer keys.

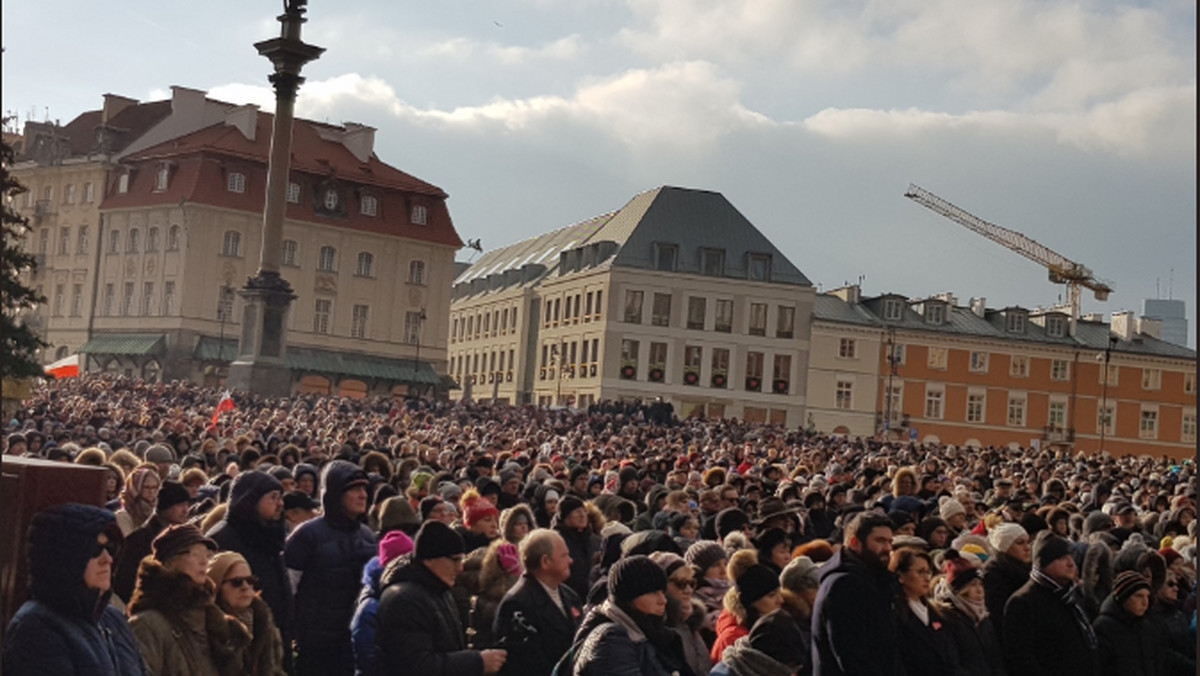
[
  {"left": 846, "top": 512, "right": 894, "bottom": 546},
  {"left": 888, "top": 546, "right": 933, "bottom": 575}
]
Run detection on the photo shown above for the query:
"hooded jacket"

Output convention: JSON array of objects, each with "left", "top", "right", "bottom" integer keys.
[
  {"left": 375, "top": 556, "right": 484, "bottom": 676},
  {"left": 981, "top": 552, "right": 1030, "bottom": 630},
  {"left": 208, "top": 471, "right": 293, "bottom": 647},
  {"left": 1092, "top": 596, "right": 1163, "bottom": 676},
  {"left": 811, "top": 547, "right": 904, "bottom": 676},
  {"left": 283, "top": 461, "right": 377, "bottom": 657},
  {"left": 2, "top": 503, "right": 148, "bottom": 676}
]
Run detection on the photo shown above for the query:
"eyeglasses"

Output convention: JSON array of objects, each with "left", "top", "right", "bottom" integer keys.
[
  {"left": 670, "top": 578, "right": 697, "bottom": 589},
  {"left": 1165, "top": 581, "right": 1180, "bottom": 589},
  {"left": 90, "top": 541, "right": 119, "bottom": 559},
  {"left": 225, "top": 575, "right": 259, "bottom": 589}
]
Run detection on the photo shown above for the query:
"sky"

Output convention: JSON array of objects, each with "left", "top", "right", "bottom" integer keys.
[{"left": 3, "top": 1, "right": 1196, "bottom": 346}]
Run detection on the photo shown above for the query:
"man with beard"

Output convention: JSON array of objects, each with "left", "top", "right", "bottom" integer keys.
[{"left": 811, "top": 512, "right": 903, "bottom": 676}]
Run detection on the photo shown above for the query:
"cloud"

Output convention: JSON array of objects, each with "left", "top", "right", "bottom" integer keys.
[{"left": 418, "top": 34, "right": 584, "bottom": 65}]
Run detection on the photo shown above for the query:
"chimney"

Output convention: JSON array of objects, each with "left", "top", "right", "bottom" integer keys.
[
  {"left": 1110, "top": 311, "right": 1135, "bottom": 341},
  {"left": 170, "top": 86, "right": 207, "bottom": 119},
  {"left": 224, "top": 104, "right": 259, "bottom": 141},
  {"left": 969, "top": 297, "right": 986, "bottom": 318},
  {"left": 1136, "top": 316, "right": 1162, "bottom": 340},
  {"left": 1082, "top": 312, "right": 1105, "bottom": 322},
  {"left": 934, "top": 291, "right": 957, "bottom": 306},
  {"left": 830, "top": 284, "right": 860, "bottom": 304},
  {"left": 101, "top": 94, "right": 138, "bottom": 124},
  {"left": 341, "top": 122, "right": 376, "bottom": 163}
]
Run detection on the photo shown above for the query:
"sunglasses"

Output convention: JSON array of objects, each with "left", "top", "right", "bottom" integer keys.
[
  {"left": 670, "top": 578, "right": 697, "bottom": 589},
  {"left": 1165, "top": 581, "right": 1180, "bottom": 589},
  {"left": 90, "top": 541, "right": 120, "bottom": 559},
  {"left": 225, "top": 575, "right": 259, "bottom": 589}
]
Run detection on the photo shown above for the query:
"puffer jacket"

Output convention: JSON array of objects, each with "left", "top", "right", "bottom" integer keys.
[
  {"left": 571, "top": 600, "right": 673, "bottom": 676},
  {"left": 1092, "top": 596, "right": 1163, "bottom": 676},
  {"left": 375, "top": 556, "right": 484, "bottom": 676},
  {"left": 709, "top": 637, "right": 793, "bottom": 676},
  {"left": 2, "top": 503, "right": 148, "bottom": 676},
  {"left": 350, "top": 556, "right": 386, "bottom": 676}
]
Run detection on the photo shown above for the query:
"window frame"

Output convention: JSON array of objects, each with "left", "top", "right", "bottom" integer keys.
[
  {"left": 221, "top": 230, "right": 241, "bottom": 257},
  {"left": 361, "top": 194, "right": 378, "bottom": 216},
  {"left": 411, "top": 204, "right": 428, "bottom": 225},
  {"left": 355, "top": 251, "right": 375, "bottom": 277},
  {"left": 227, "top": 172, "right": 246, "bottom": 194},
  {"left": 924, "top": 385, "right": 945, "bottom": 419},
  {"left": 318, "top": 246, "right": 337, "bottom": 272},
  {"left": 313, "top": 298, "right": 332, "bottom": 334},
  {"left": 700, "top": 248, "right": 725, "bottom": 277}
]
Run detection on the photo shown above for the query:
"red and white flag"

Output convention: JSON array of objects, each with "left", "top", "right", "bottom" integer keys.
[{"left": 210, "top": 390, "right": 235, "bottom": 428}]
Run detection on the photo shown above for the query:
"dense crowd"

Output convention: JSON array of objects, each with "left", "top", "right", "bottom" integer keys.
[{"left": 2, "top": 373, "right": 1196, "bottom": 676}]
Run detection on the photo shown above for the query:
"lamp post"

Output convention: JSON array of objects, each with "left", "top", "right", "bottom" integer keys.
[
  {"left": 883, "top": 326, "right": 900, "bottom": 437},
  {"left": 1098, "top": 335, "right": 1117, "bottom": 453},
  {"left": 226, "top": 0, "right": 324, "bottom": 395},
  {"left": 412, "top": 308, "right": 426, "bottom": 397}
]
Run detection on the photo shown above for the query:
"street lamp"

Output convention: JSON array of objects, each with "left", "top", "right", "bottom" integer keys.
[
  {"left": 1098, "top": 335, "right": 1118, "bottom": 453},
  {"left": 883, "top": 326, "right": 900, "bottom": 437},
  {"left": 412, "top": 308, "right": 426, "bottom": 397}
]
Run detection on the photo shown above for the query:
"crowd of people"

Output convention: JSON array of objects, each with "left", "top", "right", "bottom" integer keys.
[{"left": 1, "top": 373, "right": 1196, "bottom": 676}]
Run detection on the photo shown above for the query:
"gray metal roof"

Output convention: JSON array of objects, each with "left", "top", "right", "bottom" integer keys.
[{"left": 813, "top": 295, "right": 881, "bottom": 326}]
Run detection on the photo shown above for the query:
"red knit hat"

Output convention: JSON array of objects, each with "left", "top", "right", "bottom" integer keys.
[
  {"left": 942, "top": 549, "right": 982, "bottom": 593},
  {"left": 461, "top": 490, "right": 499, "bottom": 529}
]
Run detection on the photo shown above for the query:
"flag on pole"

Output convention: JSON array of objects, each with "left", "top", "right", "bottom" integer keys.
[
  {"left": 44, "top": 354, "right": 80, "bottom": 379},
  {"left": 210, "top": 390, "right": 235, "bottom": 428}
]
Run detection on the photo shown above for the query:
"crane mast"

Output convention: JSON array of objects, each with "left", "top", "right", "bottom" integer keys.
[{"left": 904, "top": 184, "right": 1113, "bottom": 319}]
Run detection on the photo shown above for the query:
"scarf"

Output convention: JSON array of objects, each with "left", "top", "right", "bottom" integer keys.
[
  {"left": 720, "top": 637, "right": 794, "bottom": 676},
  {"left": 934, "top": 577, "right": 989, "bottom": 625},
  {"left": 121, "top": 467, "right": 158, "bottom": 526},
  {"left": 1031, "top": 567, "right": 1098, "bottom": 650}
]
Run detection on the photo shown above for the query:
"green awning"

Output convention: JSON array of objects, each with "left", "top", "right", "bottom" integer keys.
[
  {"left": 78, "top": 333, "right": 165, "bottom": 356},
  {"left": 286, "top": 347, "right": 441, "bottom": 385},
  {"left": 193, "top": 336, "right": 238, "bottom": 362}
]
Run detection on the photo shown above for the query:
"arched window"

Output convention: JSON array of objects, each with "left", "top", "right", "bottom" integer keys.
[
  {"left": 282, "top": 239, "right": 299, "bottom": 266},
  {"left": 147, "top": 227, "right": 160, "bottom": 252},
  {"left": 167, "top": 225, "right": 181, "bottom": 251},
  {"left": 222, "top": 230, "right": 241, "bottom": 257},
  {"left": 127, "top": 228, "right": 140, "bottom": 253},
  {"left": 76, "top": 226, "right": 89, "bottom": 254},
  {"left": 408, "top": 260, "right": 425, "bottom": 285},
  {"left": 355, "top": 252, "right": 374, "bottom": 277},
  {"left": 318, "top": 246, "right": 337, "bottom": 272},
  {"left": 108, "top": 229, "right": 121, "bottom": 254}
]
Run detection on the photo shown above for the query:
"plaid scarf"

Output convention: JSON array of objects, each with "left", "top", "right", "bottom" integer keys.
[{"left": 1030, "top": 567, "right": 1098, "bottom": 650}]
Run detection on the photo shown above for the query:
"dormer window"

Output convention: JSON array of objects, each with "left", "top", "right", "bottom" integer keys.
[
  {"left": 654, "top": 243, "right": 678, "bottom": 272},
  {"left": 1045, "top": 314, "right": 1066, "bottom": 337},
  {"left": 925, "top": 302, "right": 945, "bottom": 325},
  {"left": 117, "top": 173, "right": 129, "bottom": 194},
  {"left": 1006, "top": 311, "right": 1026, "bottom": 333},
  {"left": 883, "top": 299, "right": 903, "bottom": 322},
  {"left": 700, "top": 248, "right": 725, "bottom": 277},
  {"left": 361, "top": 195, "right": 378, "bottom": 216},
  {"left": 227, "top": 172, "right": 246, "bottom": 194},
  {"left": 324, "top": 189, "right": 339, "bottom": 210},
  {"left": 747, "top": 253, "right": 771, "bottom": 281},
  {"left": 411, "top": 204, "right": 428, "bottom": 225},
  {"left": 286, "top": 182, "right": 301, "bottom": 204},
  {"left": 154, "top": 166, "right": 169, "bottom": 191}
]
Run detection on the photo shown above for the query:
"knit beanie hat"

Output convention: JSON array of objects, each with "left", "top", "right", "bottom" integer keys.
[
  {"left": 156, "top": 481, "right": 191, "bottom": 513},
  {"left": 557, "top": 495, "right": 586, "bottom": 522},
  {"left": 715, "top": 508, "right": 750, "bottom": 540},
  {"left": 748, "top": 611, "right": 806, "bottom": 668},
  {"left": 207, "top": 551, "right": 248, "bottom": 587},
  {"left": 411, "top": 471, "right": 434, "bottom": 492},
  {"left": 1111, "top": 570, "right": 1150, "bottom": 605},
  {"left": 988, "top": 523, "right": 1027, "bottom": 556},
  {"left": 145, "top": 444, "right": 175, "bottom": 464},
  {"left": 942, "top": 549, "right": 982, "bottom": 592},
  {"left": 153, "top": 523, "right": 216, "bottom": 562},
  {"left": 1083, "top": 511, "right": 1114, "bottom": 536},
  {"left": 686, "top": 540, "right": 728, "bottom": 575},
  {"left": 939, "top": 496, "right": 966, "bottom": 521},
  {"left": 755, "top": 528, "right": 790, "bottom": 560},
  {"left": 379, "top": 530, "right": 414, "bottom": 567},
  {"left": 736, "top": 563, "right": 780, "bottom": 606},
  {"left": 461, "top": 491, "right": 499, "bottom": 529},
  {"left": 414, "top": 520, "right": 465, "bottom": 561},
  {"left": 648, "top": 551, "right": 688, "bottom": 579},
  {"left": 608, "top": 555, "right": 667, "bottom": 606},
  {"left": 1032, "top": 531, "right": 1073, "bottom": 570},
  {"left": 378, "top": 496, "right": 421, "bottom": 534},
  {"left": 419, "top": 495, "right": 445, "bottom": 521},
  {"left": 780, "top": 555, "right": 821, "bottom": 592}
]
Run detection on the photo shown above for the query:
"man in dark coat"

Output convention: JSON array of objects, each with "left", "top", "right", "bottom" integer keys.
[
  {"left": 376, "top": 521, "right": 507, "bottom": 675},
  {"left": 1003, "top": 532, "right": 1101, "bottom": 676},
  {"left": 811, "top": 512, "right": 903, "bottom": 676},
  {"left": 208, "top": 469, "right": 293, "bottom": 672},
  {"left": 113, "top": 480, "right": 190, "bottom": 603},
  {"left": 285, "top": 460, "right": 378, "bottom": 676},
  {"left": 493, "top": 529, "right": 583, "bottom": 676}
]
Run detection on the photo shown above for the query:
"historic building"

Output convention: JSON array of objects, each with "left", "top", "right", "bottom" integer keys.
[
  {"left": 449, "top": 186, "right": 816, "bottom": 426},
  {"left": 12, "top": 88, "right": 461, "bottom": 396}
]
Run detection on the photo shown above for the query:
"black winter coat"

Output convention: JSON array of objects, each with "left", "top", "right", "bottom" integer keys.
[
  {"left": 557, "top": 525, "right": 600, "bottom": 600},
  {"left": 1002, "top": 579, "right": 1100, "bottom": 676},
  {"left": 811, "top": 548, "right": 905, "bottom": 676},
  {"left": 570, "top": 602, "right": 674, "bottom": 676},
  {"left": 113, "top": 513, "right": 169, "bottom": 604},
  {"left": 937, "top": 603, "right": 1006, "bottom": 676},
  {"left": 376, "top": 558, "right": 484, "bottom": 676},
  {"left": 981, "top": 553, "right": 1028, "bottom": 633},
  {"left": 894, "top": 599, "right": 957, "bottom": 676},
  {"left": 493, "top": 575, "right": 582, "bottom": 676},
  {"left": 1092, "top": 597, "right": 1163, "bottom": 676},
  {"left": 1148, "top": 601, "right": 1197, "bottom": 676}
]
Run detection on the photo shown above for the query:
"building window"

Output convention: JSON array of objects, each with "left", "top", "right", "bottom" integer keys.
[
  {"left": 838, "top": 338, "right": 856, "bottom": 359},
  {"left": 58, "top": 227, "right": 70, "bottom": 255},
  {"left": 286, "top": 182, "right": 301, "bottom": 204},
  {"left": 38, "top": 229, "right": 48, "bottom": 254},
  {"left": 107, "top": 229, "right": 120, "bottom": 254},
  {"left": 318, "top": 246, "right": 337, "bottom": 272},
  {"left": 745, "top": 352, "right": 764, "bottom": 391},
  {"left": 593, "top": 291, "right": 602, "bottom": 318},
  {"left": 155, "top": 167, "right": 169, "bottom": 191},
  {"left": 1050, "top": 359, "right": 1070, "bottom": 381},
  {"left": 361, "top": 195, "right": 378, "bottom": 216},
  {"left": 1010, "top": 355, "right": 1029, "bottom": 378},
  {"left": 715, "top": 299, "right": 733, "bottom": 333},
  {"left": 351, "top": 305, "right": 369, "bottom": 338},
  {"left": 1142, "top": 368, "right": 1162, "bottom": 390},
  {"left": 313, "top": 299, "right": 332, "bottom": 334},
  {"left": 1097, "top": 404, "right": 1115, "bottom": 435},
  {"left": 127, "top": 228, "right": 140, "bottom": 253},
  {"left": 122, "top": 282, "right": 134, "bottom": 316},
  {"left": 749, "top": 303, "right": 767, "bottom": 336},
  {"left": 652, "top": 293, "right": 671, "bottom": 327},
  {"left": 1186, "top": 373, "right": 1196, "bottom": 394},
  {"left": 772, "top": 354, "right": 791, "bottom": 393},
  {"left": 1182, "top": 412, "right": 1196, "bottom": 443},
  {"left": 836, "top": 380, "right": 853, "bottom": 410},
  {"left": 883, "top": 299, "right": 903, "bottom": 322},
  {"left": 966, "top": 393, "right": 985, "bottom": 423},
  {"left": 776, "top": 306, "right": 795, "bottom": 339},
  {"left": 683, "top": 346, "right": 702, "bottom": 385},
  {"left": 404, "top": 311, "right": 423, "bottom": 345},
  {"left": 928, "top": 347, "right": 948, "bottom": 370},
  {"left": 925, "top": 303, "right": 945, "bottom": 325},
  {"left": 163, "top": 281, "right": 176, "bottom": 315},
  {"left": 711, "top": 348, "right": 729, "bottom": 388},
  {"left": 103, "top": 283, "right": 114, "bottom": 317},
  {"left": 687, "top": 297, "right": 706, "bottom": 330},
  {"left": 167, "top": 225, "right": 180, "bottom": 251},
  {"left": 142, "top": 282, "right": 154, "bottom": 316},
  {"left": 1048, "top": 401, "right": 1067, "bottom": 429},
  {"left": 623, "top": 290, "right": 644, "bottom": 324},
  {"left": 654, "top": 243, "right": 678, "bottom": 272},
  {"left": 1139, "top": 409, "right": 1158, "bottom": 439},
  {"left": 221, "top": 230, "right": 241, "bottom": 257},
  {"left": 1006, "top": 312, "right": 1026, "bottom": 333},
  {"left": 64, "top": 184, "right": 75, "bottom": 204},
  {"left": 70, "top": 284, "right": 83, "bottom": 317},
  {"left": 969, "top": 351, "right": 988, "bottom": 373},
  {"left": 891, "top": 343, "right": 907, "bottom": 365},
  {"left": 53, "top": 284, "right": 64, "bottom": 316},
  {"left": 408, "top": 260, "right": 425, "bottom": 285},
  {"left": 1046, "top": 315, "right": 1066, "bottom": 337},
  {"left": 620, "top": 339, "right": 639, "bottom": 380},
  {"left": 142, "top": 227, "right": 158, "bottom": 253},
  {"left": 355, "top": 252, "right": 374, "bottom": 277},
  {"left": 700, "top": 248, "right": 725, "bottom": 277},
  {"left": 117, "top": 174, "right": 129, "bottom": 194},
  {"left": 1099, "top": 363, "right": 1119, "bottom": 386},
  {"left": 282, "top": 240, "right": 298, "bottom": 266},
  {"left": 83, "top": 182, "right": 94, "bottom": 203},
  {"left": 227, "top": 172, "right": 246, "bottom": 194},
  {"left": 748, "top": 253, "right": 771, "bottom": 281},
  {"left": 925, "top": 387, "right": 944, "bottom": 419},
  {"left": 1007, "top": 395, "right": 1026, "bottom": 427},
  {"left": 411, "top": 205, "right": 428, "bottom": 225}
]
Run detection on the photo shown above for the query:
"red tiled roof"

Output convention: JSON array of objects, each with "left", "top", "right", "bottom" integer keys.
[{"left": 102, "top": 115, "right": 462, "bottom": 248}]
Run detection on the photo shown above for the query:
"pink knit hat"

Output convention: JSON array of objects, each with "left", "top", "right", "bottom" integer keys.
[{"left": 379, "top": 530, "right": 414, "bottom": 567}]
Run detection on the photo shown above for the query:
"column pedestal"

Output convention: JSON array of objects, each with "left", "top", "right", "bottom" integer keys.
[{"left": 225, "top": 272, "right": 295, "bottom": 396}]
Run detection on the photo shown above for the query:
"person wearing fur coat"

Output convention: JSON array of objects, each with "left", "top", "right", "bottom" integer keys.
[
  {"left": 207, "top": 551, "right": 286, "bottom": 676},
  {"left": 128, "top": 524, "right": 250, "bottom": 676}
]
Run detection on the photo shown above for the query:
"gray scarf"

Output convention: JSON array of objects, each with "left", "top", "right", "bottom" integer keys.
[{"left": 720, "top": 637, "right": 794, "bottom": 676}]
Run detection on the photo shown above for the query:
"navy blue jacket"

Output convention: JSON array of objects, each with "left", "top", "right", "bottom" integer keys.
[{"left": 811, "top": 548, "right": 905, "bottom": 676}]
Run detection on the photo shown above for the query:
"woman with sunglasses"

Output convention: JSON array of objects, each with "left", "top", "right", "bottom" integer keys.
[
  {"left": 208, "top": 551, "right": 286, "bottom": 676},
  {"left": 650, "top": 552, "right": 711, "bottom": 676},
  {"left": 3, "top": 503, "right": 147, "bottom": 675}
]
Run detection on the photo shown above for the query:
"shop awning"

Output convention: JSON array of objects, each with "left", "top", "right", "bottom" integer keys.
[
  {"left": 77, "top": 333, "right": 166, "bottom": 356},
  {"left": 193, "top": 336, "right": 239, "bottom": 362},
  {"left": 286, "top": 347, "right": 440, "bottom": 385}
]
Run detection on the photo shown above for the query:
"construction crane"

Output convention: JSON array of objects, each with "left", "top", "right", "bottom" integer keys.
[{"left": 904, "top": 183, "right": 1113, "bottom": 319}]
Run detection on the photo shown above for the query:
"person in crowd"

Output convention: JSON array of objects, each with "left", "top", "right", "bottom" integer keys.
[
  {"left": 554, "top": 495, "right": 602, "bottom": 600},
  {"left": 128, "top": 523, "right": 249, "bottom": 675},
  {"left": 812, "top": 511, "right": 903, "bottom": 676},
  {"left": 709, "top": 610, "right": 807, "bottom": 676},
  {"left": 375, "top": 520, "right": 507, "bottom": 675},
  {"left": 351, "top": 530, "right": 413, "bottom": 676},
  {"left": 293, "top": 464, "right": 319, "bottom": 499},
  {"left": 981, "top": 522, "right": 1030, "bottom": 628},
  {"left": 207, "top": 551, "right": 286, "bottom": 676},
  {"left": 499, "top": 504, "right": 535, "bottom": 544},
  {"left": 711, "top": 550, "right": 780, "bottom": 663},
  {"left": 458, "top": 488, "right": 502, "bottom": 552},
  {"left": 114, "top": 480, "right": 191, "bottom": 604},
  {"left": 493, "top": 528, "right": 583, "bottom": 676},
  {"left": 284, "top": 460, "right": 377, "bottom": 676},
  {"left": 686, "top": 540, "right": 730, "bottom": 644},
  {"left": 2, "top": 503, "right": 148, "bottom": 675},
  {"left": 1092, "top": 571, "right": 1162, "bottom": 676},
  {"left": 282, "top": 490, "right": 319, "bottom": 534},
  {"left": 934, "top": 550, "right": 1005, "bottom": 676},
  {"left": 116, "top": 467, "right": 161, "bottom": 536},
  {"left": 207, "top": 469, "right": 294, "bottom": 672},
  {"left": 454, "top": 538, "right": 523, "bottom": 647},
  {"left": 890, "top": 547, "right": 957, "bottom": 676},
  {"left": 650, "top": 551, "right": 710, "bottom": 676},
  {"left": 754, "top": 527, "right": 792, "bottom": 574},
  {"left": 778, "top": 555, "right": 820, "bottom": 675},
  {"left": 1002, "top": 531, "right": 1100, "bottom": 676}
]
